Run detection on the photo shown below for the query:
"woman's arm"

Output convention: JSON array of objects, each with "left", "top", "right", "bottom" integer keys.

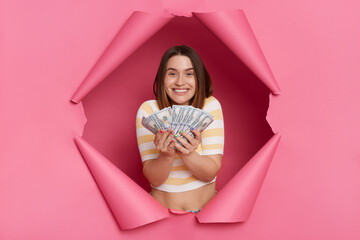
[
  {"left": 174, "top": 129, "right": 222, "bottom": 182},
  {"left": 143, "top": 152, "right": 174, "bottom": 187},
  {"left": 143, "top": 129, "right": 176, "bottom": 187},
  {"left": 178, "top": 151, "right": 221, "bottom": 182}
]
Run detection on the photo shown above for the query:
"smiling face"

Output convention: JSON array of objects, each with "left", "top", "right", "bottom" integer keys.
[{"left": 164, "top": 55, "right": 197, "bottom": 106}]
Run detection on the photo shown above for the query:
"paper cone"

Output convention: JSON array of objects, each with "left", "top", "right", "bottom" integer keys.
[
  {"left": 196, "top": 133, "right": 281, "bottom": 223},
  {"left": 193, "top": 9, "right": 281, "bottom": 94},
  {"left": 71, "top": 11, "right": 174, "bottom": 103},
  {"left": 74, "top": 136, "right": 169, "bottom": 229}
]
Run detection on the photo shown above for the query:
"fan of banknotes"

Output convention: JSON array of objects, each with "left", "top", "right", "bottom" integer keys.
[{"left": 142, "top": 105, "right": 214, "bottom": 140}]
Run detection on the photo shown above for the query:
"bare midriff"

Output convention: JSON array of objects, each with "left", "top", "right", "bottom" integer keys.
[{"left": 150, "top": 182, "right": 217, "bottom": 211}]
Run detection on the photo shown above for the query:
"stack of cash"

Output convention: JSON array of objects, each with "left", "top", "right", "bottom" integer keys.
[{"left": 142, "top": 105, "right": 214, "bottom": 142}]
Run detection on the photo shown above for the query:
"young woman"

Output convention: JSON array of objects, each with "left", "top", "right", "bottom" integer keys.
[{"left": 136, "top": 45, "right": 224, "bottom": 213}]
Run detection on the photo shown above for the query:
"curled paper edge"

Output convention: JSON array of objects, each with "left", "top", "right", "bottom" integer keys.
[
  {"left": 196, "top": 133, "right": 281, "bottom": 223},
  {"left": 74, "top": 136, "right": 170, "bottom": 230}
]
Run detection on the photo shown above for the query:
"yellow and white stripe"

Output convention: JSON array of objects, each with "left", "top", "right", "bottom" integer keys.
[
  {"left": 151, "top": 177, "right": 216, "bottom": 192},
  {"left": 136, "top": 100, "right": 159, "bottom": 161},
  {"left": 136, "top": 96, "right": 224, "bottom": 193},
  {"left": 201, "top": 96, "right": 224, "bottom": 156}
]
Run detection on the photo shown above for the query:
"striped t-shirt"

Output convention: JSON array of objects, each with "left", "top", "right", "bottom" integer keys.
[{"left": 136, "top": 96, "right": 225, "bottom": 192}]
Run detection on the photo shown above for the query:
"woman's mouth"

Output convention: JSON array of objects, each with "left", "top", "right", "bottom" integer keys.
[{"left": 173, "top": 88, "right": 189, "bottom": 95}]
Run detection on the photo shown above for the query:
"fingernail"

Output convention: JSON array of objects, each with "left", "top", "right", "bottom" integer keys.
[
  {"left": 180, "top": 130, "right": 184, "bottom": 134},
  {"left": 160, "top": 130, "right": 164, "bottom": 133},
  {"left": 191, "top": 127, "right": 194, "bottom": 130},
  {"left": 167, "top": 129, "right": 171, "bottom": 132},
  {"left": 172, "top": 139, "right": 176, "bottom": 142},
  {"left": 174, "top": 134, "right": 178, "bottom": 138}
]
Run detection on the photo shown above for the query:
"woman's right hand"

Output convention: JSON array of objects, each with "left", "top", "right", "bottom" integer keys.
[{"left": 154, "top": 128, "right": 176, "bottom": 158}]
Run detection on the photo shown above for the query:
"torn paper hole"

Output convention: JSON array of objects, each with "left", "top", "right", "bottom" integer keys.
[{"left": 73, "top": 9, "right": 280, "bottom": 229}]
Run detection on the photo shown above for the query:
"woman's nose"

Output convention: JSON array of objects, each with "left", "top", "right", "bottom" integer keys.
[{"left": 175, "top": 73, "right": 186, "bottom": 85}]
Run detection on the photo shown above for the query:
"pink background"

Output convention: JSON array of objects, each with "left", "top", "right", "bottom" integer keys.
[{"left": 1, "top": 0, "right": 360, "bottom": 239}]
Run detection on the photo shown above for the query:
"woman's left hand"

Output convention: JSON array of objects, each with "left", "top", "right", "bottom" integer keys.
[{"left": 174, "top": 128, "right": 201, "bottom": 155}]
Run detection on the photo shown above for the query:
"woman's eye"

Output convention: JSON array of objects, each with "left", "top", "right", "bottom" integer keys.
[
  {"left": 186, "top": 73, "right": 194, "bottom": 76},
  {"left": 168, "top": 72, "right": 176, "bottom": 76}
]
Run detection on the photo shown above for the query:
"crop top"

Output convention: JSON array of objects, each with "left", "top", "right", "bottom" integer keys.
[{"left": 135, "top": 96, "right": 225, "bottom": 192}]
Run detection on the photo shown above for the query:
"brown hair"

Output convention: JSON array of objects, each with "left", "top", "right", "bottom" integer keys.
[{"left": 153, "top": 45, "right": 213, "bottom": 110}]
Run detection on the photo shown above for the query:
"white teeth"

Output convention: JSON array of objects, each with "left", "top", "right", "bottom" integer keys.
[{"left": 174, "top": 89, "right": 188, "bottom": 93}]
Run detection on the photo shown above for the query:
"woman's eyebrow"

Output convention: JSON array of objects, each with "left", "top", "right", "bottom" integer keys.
[{"left": 166, "top": 67, "right": 194, "bottom": 71}]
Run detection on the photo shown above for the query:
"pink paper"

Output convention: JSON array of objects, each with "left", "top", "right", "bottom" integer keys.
[
  {"left": 72, "top": 8, "right": 280, "bottom": 227},
  {"left": 71, "top": 11, "right": 174, "bottom": 103},
  {"left": 74, "top": 136, "right": 169, "bottom": 229},
  {"left": 2, "top": 1, "right": 360, "bottom": 239},
  {"left": 197, "top": 133, "right": 281, "bottom": 223},
  {"left": 193, "top": 9, "right": 280, "bottom": 94}
]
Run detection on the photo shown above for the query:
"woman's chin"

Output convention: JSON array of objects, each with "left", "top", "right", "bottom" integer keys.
[
  {"left": 171, "top": 100, "right": 189, "bottom": 105},
  {"left": 170, "top": 97, "right": 191, "bottom": 105}
]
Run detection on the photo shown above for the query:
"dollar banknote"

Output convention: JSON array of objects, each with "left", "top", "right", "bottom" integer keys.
[
  {"left": 153, "top": 107, "right": 172, "bottom": 129},
  {"left": 142, "top": 105, "right": 214, "bottom": 145},
  {"left": 142, "top": 116, "right": 160, "bottom": 134}
]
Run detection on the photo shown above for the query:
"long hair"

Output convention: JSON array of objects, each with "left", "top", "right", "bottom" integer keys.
[{"left": 153, "top": 45, "right": 213, "bottom": 110}]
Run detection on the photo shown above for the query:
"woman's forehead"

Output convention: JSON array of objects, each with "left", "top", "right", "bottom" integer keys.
[{"left": 166, "top": 55, "right": 194, "bottom": 70}]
